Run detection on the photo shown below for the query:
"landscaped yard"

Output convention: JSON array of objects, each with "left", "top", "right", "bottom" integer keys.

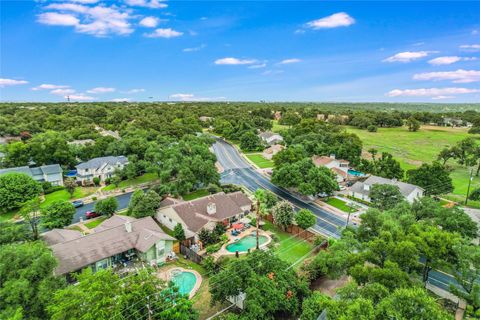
[
  {"left": 346, "top": 125, "right": 480, "bottom": 206},
  {"left": 84, "top": 216, "right": 107, "bottom": 229},
  {"left": 245, "top": 153, "right": 274, "bottom": 168},
  {"left": 325, "top": 197, "right": 355, "bottom": 213},
  {"left": 41, "top": 187, "right": 96, "bottom": 209},
  {"left": 102, "top": 172, "right": 159, "bottom": 191},
  {"left": 272, "top": 120, "right": 289, "bottom": 133},
  {"left": 182, "top": 189, "right": 210, "bottom": 201}
]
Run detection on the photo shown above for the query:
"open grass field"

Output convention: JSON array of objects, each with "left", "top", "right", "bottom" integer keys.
[
  {"left": 102, "top": 172, "right": 159, "bottom": 191},
  {"left": 272, "top": 120, "right": 289, "bottom": 133},
  {"left": 346, "top": 125, "right": 480, "bottom": 205},
  {"left": 182, "top": 189, "right": 210, "bottom": 201},
  {"left": 245, "top": 153, "right": 274, "bottom": 168}
]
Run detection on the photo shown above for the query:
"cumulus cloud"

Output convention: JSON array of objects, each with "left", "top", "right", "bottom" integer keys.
[
  {"left": 38, "top": 3, "right": 133, "bottom": 37},
  {"left": 86, "top": 87, "right": 116, "bottom": 93},
  {"left": 121, "top": 88, "right": 145, "bottom": 94},
  {"left": 413, "top": 69, "right": 480, "bottom": 83},
  {"left": 183, "top": 44, "right": 206, "bottom": 52},
  {"left": 124, "top": 0, "right": 167, "bottom": 9},
  {"left": 248, "top": 63, "right": 267, "bottom": 69},
  {"left": 68, "top": 94, "right": 95, "bottom": 101},
  {"left": 431, "top": 95, "right": 454, "bottom": 100},
  {"left": 0, "top": 78, "right": 29, "bottom": 87},
  {"left": 386, "top": 87, "right": 479, "bottom": 98},
  {"left": 279, "top": 58, "right": 301, "bottom": 65},
  {"left": 305, "top": 12, "right": 355, "bottom": 29},
  {"left": 69, "top": 0, "right": 99, "bottom": 3},
  {"left": 111, "top": 98, "right": 132, "bottom": 102},
  {"left": 32, "top": 83, "right": 69, "bottom": 91},
  {"left": 428, "top": 56, "right": 476, "bottom": 65},
  {"left": 139, "top": 16, "right": 160, "bottom": 28},
  {"left": 169, "top": 93, "right": 226, "bottom": 101},
  {"left": 51, "top": 88, "right": 76, "bottom": 95},
  {"left": 214, "top": 57, "right": 257, "bottom": 65},
  {"left": 144, "top": 28, "right": 183, "bottom": 38},
  {"left": 383, "top": 51, "right": 437, "bottom": 63},
  {"left": 460, "top": 44, "right": 480, "bottom": 51}
]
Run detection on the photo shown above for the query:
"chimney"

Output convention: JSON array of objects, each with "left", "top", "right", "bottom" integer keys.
[
  {"left": 329, "top": 154, "right": 336, "bottom": 159},
  {"left": 125, "top": 222, "right": 132, "bottom": 233},
  {"left": 391, "top": 178, "right": 397, "bottom": 183},
  {"left": 364, "top": 184, "right": 370, "bottom": 191},
  {"left": 207, "top": 202, "right": 216, "bottom": 215}
]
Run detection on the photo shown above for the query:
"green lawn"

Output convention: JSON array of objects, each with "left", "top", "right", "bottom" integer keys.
[
  {"left": 246, "top": 153, "right": 274, "bottom": 168},
  {"left": 263, "top": 221, "right": 314, "bottom": 266},
  {"left": 182, "top": 189, "right": 210, "bottom": 201},
  {"left": 84, "top": 216, "right": 107, "bottom": 229},
  {"left": 272, "top": 120, "right": 289, "bottom": 133},
  {"left": 40, "top": 187, "right": 94, "bottom": 209},
  {"left": 325, "top": 198, "right": 355, "bottom": 213},
  {"left": 0, "top": 210, "right": 18, "bottom": 222},
  {"left": 346, "top": 125, "right": 480, "bottom": 203},
  {"left": 103, "top": 172, "right": 159, "bottom": 191}
]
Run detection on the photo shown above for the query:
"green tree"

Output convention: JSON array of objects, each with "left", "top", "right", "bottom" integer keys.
[
  {"left": 94, "top": 197, "right": 118, "bottom": 217},
  {"left": 272, "top": 200, "right": 294, "bottom": 230},
  {"left": 369, "top": 184, "right": 404, "bottom": 210},
  {"left": 0, "top": 241, "right": 65, "bottom": 320},
  {"left": 127, "top": 190, "right": 161, "bottom": 218},
  {"left": 2, "top": 141, "right": 30, "bottom": 167},
  {"left": 27, "top": 131, "right": 75, "bottom": 166},
  {"left": 173, "top": 223, "right": 186, "bottom": 241},
  {"left": 41, "top": 201, "right": 75, "bottom": 229},
  {"left": 295, "top": 209, "right": 316, "bottom": 230},
  {"left": 407, "top": 162, "right": 453, "bottom": 195},
  {"left": 20, "top": 198, "right": 41, "bottom": 240},
  {"left": 64, "top": 177, "right": 77, "bottom": 197},
  {"left": 450, "top": 244, "right": 480, "bottom": 313},
  {"left": 0, "top": 173, "right": 42, "bottom": 212},
  {"left": 0, "top": 221, "right": 31, "bottom": 245},
  {"left": 437, "top": 147, "right": 455, "bottom": 166},
  {"left": 406, "top": 116, "right": 421, "bottom": 132},
  {"left": 239, "top": 131, "right": 263, "bottom": 152}
]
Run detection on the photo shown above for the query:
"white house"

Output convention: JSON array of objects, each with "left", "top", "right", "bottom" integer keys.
[
  {"left": 312, "top": 155, "right": 350, "bottom": 183},
  {"left": 156, "top": 191, "right": 252, "bottom": 245},
  {"left": 0, "top": 164, "right": 64, "bottom": 186},
  {"left": 258, "top": 131, "right": 283, "bottom": 145},
  {"left": 262, "top": 144, "right": 284, "bottom": 160},
  {"left": 349, "top": 175, "right": 424, "bottom": 203},
  {"left": 75, "top": 156, "right": 128, "bottom": 185}
]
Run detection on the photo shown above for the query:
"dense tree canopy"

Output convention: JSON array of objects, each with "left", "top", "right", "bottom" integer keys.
[
  {"left": 0, "top": 173, "right": 42, "bottom": 213},
  {"left": 41, "top": 201, "right": 76, "bottom": 229}
]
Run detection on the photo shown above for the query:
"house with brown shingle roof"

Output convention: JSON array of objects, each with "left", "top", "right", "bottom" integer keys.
[
  {"left": 156, "top": 191, "right": 252, "bottom": 243},
  {"left": 262, "top": 144, "right": 285, "bottom": 160},
  {"left": 43, "top": 215, "right": 175, "bottom": 276},
  {"left": 312, "top": 155, "right": 350, "bottom": 183}
]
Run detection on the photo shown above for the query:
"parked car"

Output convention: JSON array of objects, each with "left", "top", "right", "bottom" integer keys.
[
  {"left": 86, "top": 211, "right": 100, "bottom": 219},
  {"left": 72, "top": 200, "right": 84, "bottom": 208}
]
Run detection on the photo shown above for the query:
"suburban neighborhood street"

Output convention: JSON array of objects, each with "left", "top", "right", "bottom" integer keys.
[{"left": 72, "top": 190, "right": 134, "bottom": 223}]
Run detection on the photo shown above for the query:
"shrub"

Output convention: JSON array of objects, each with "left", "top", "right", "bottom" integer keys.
[
  {"left": 313, "top": 236, "right": 325, "bottom": 246},
  {"left": 92, "top": 196, "right": 97, "bottom": 201},
  {"left": 469, "top": 188, "right": 480, "bottom": 201},
  {"left": 206, "top": 243, "right": 222, "bottom": 254},
  {"left": 367, "top": 125, "right": 378, "bottom": 132},
  {"left": 202, "top": 256, "right": 219, "bottom": 275},
  {"left": 92, "top": 177, "right": 101, "bottom": 186}
]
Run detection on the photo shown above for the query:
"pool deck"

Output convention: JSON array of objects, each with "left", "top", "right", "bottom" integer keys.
[
  {"left": 215, "top": 227, "right": 272, "bottom": 257},
  {"left": 157, "top": 267, "right": 202, "bottom": 299}
]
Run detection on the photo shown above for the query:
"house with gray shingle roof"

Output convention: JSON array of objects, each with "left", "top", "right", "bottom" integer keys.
[
  {"left": 0, "top": 164, "right": 63, "bottom": 186},
  {"left": 258, "top": 131, "right": 283, "bottom": 145},
  {"left": 75, "top": 156, "right": 128, "bottom": 185},
  {"left": 349, "top": 175, "right": 424, "bottom": 204},
  {"left": 156, "top": 191, "right": 252, "bottom": 244},
  {"left": 43, "top": 215, "right": 175, "bottom": 276}
]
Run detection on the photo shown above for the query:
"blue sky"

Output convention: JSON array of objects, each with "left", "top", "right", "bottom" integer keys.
[{"left": 1, "top": 0, "right": 479, "bottom": 102}]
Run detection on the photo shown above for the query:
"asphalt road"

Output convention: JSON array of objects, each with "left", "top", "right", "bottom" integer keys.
[
  {"left": 212, "top": 138, "right": 468, "bottom": 294},
  {"left": 72, "top": 191, "right": 134, "bottom": 223}
]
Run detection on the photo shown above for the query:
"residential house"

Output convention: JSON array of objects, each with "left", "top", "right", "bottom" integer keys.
[
  {"left": 312, "top": 155, "right": 349, "bottom": 183},
  {"left": 75, "top": 156, "right": 128, "bottom": 185},
  {"left": 0, "top": 164, "right": 64, "bottom": 186},
  {"left": 273, "top": 111, "right": 282, "bottom": 120},
  {"left": 317, "top": 114, "right": 326, "bottom": 121},
  {"left": 156, "top": 191, "right": 252, "bottom": 245},
  {"left": 441, "top": 117, "right": 472, "bottom": 128},
  {"left": 262, "top": 144, "right": 284, "bottom": 160},
  {"left": 258, "top": 131, "right": 283, "bottom": 145},
  {"left": 43, "top": 215, "right": 175, "bottom": 276},
  {"left": 95, "top": 125, "right": 121, "bottom": 139},
  {"left": 199, "top": 116, "right": 214, "bottom": 122},
  {"left": 349, "top": 175, "right": 424, "bottom": 203}
]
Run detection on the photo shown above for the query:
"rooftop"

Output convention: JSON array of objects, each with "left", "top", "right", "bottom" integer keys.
[{"left": 76, "top": 156, "right": 128, "bottom": 170}]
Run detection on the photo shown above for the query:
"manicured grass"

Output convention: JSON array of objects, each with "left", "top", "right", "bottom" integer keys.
[
  {"left": 182, "top": 189, "right": 210, "bottom": 201},
  {"left": 346, "top": 125, "right": 480, "bottom": 200},
  {"left": 84, "top": 216, "right": 107, "bottom": 229},
  {"left": 67, "top": 225, "right": 83, "bottom": 232},
  {"left": 325, "top": 198, "right": 355, "bottom": 213},
  {"left": 0, "top": 210, "right": 18, "bottom": 222},
  {"left": 245, "top": 153, "right": 274, "bottom": 168},
  {"left": 272, "top": 120, "right": 289, "bottom": 133},
  {"left": 103, "top": 172, "right": 159, "bottom": 191},
  {"left": 263, "top": 221, "right": 314, "bottom": 266},
  {"left": 40, "top": 187, "right": 94, "bottom": 209}
]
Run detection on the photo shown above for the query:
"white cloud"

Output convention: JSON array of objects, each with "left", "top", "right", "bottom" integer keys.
[
  {"left": 432, "top": 95, "right": 454, "bottom": 100},
  {"left": 0, "top": 78, "right": 28, "bottom": 87},
  {"left": 413, "top": 69, "right": 480, "bottom": 83},
  {"left": 427, "top": 56, "right": 478, "bottom": 65},
  {"left": 248, "top": 63, "right": 267, "bottom": 69},
  {"left": 169, "top": 93, "right": 226, "bottom": 101},
  {"left": 68, "top": 94, "right": 95, "bottom": 101},
  {"left": 38, "top": 3, "right": 133, "bottom": 37},
  {"left": 51, "top": 88, "right": 76, "bottom": 95},
  {"left": 305, "top": 12, "right": 355, "bottom": 29},
  {"left": 214, "top": 57, "right": 257, "bottom": 65},
  {"left": 144, "top": 28, "right": 183, "bottom": 38},
  {"left": 460, "top": 44, "right": 480, "bottom": 51},
  {"left": 279, "top": 58, "right": 301, "bottom": 65},
  {"left": 383, "top": 51, "right": 437, "bottom": 63},
  {"left": 69, "top": 0, "right": 99, "bottom": 3},
  {"left": 183, "top": 44, "right": 206, "bottom": 52},
  {"left": 86, "top": 87, "right": 116, "bottom": 93},
  {"left": 386, "top": 87, "right": 479, "bottom": 98},
  {"left": 121, "top": 88, "right": 145, "bottom": 94},
  {"left": 32, "top": 83, "right": 69, "bottom": 91},
  {"left": 37, "top": 12, "right": 80, "bottom": 26},
  {"left": 124, "top": 0, "right": 167, "bottom": 9},
  {"left": 111, "top": 98, "right": 132, "bottom": 102},
  {"left": 262, "top": 70, "right": 284, "bottom": 76},
  {"left": 139, "top": 16, "right": 160, "bottom": 28}
]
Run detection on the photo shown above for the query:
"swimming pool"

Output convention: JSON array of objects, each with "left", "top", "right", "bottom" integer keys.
[
  {"left": 171, "top": 270, "right": 197, "bottom": 296},
  {"left": 226, "top": 234, "right": 268, "bottom": 252},
  {"left": 347, "top": 169, "right": 366, "bottom": 177}
]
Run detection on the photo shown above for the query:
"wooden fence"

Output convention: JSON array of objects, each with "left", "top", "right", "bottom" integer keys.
[
  {"left": 264, "top": 214, "right": 323, "bottom": 244},
  {"left": 180, "top": 244, "right": 204, "bottom": 264}
]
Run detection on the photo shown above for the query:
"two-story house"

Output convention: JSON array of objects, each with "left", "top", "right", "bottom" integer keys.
[
  {"left": 312, "top": 155, "right": 350, "bottom": 183},
  {"left": 75, "top": 156, "right": 128, "bottom": 185},
  {"left": 349, "top": 175, "right": 424, "bottom": 203},
  {"left": 0, "top": 164, "right": 64, "bottom": 186}
]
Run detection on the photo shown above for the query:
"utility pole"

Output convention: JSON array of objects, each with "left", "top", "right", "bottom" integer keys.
[
  {"left": 256, "top": 198, "right": 260, "bottom": 250},
  {"left": 465, "top": 168, "right": 474, "bottom": 205}
]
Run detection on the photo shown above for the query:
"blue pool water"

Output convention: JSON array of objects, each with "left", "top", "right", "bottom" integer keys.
[
  {"left": 226, "top": 234, "right": 268, "bottom": 252},
  {"left": 348, "top": 169, "right": 366, "bottom": 177},
  {"left": 171, "top": 271, "right": 196, "bottom": 296}
]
